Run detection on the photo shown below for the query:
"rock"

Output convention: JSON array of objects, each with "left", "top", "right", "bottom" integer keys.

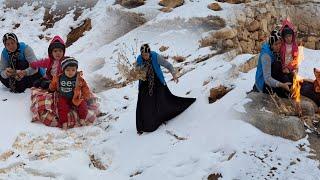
[
  {"left": 223, "top": 39, "right": 234, "bottom": 48},
  {"left": 208, "top": 173, "right": 223, "bottom": 180},
  {"left": 159, "top": 0, "right": 184, "bottom": 8},
  {"left": 209, "top": 85, "right": 233, "bottom": 104},
  {"left": 213, "top": 27, "right": 237, "bottom": 40},
  {"left": 241, "top": 92, "right": 309, "bottom": 141},
  {"left": 316, "top": 41, "right": 320, "bottom": 50},
  {"left": 308, "top": 36, "right": 318, "bottom": 43},
  {"left": 237, "top": 29, "right": 249, "bottom": 41},
  {"left": 115, "top": 0, "right": 145, "bottom": 8},
  {"left": 172, "top": 56, "right": 186, "bottom": 62},
  {"left": 237, "top": 55, "right": 258, "bottom": 73},
  {"left": 298, "top": 24, "right": 308, "bottom": 33},
  {"left": 250, "top": 31, "right": 259, "bottom": 41},
  {"left": 304, "top": 41, "right": 316, "bottom": 50},
  {"left": 239, "top": 40, "right": 254, "bottom": 53},
  {"left": 260, "top": 19, "right": 268, "bottom": 33},
  {"left": 217, "top": 0, "right": 250, "bottom": 4},
  {"left": 208, "top": 3, "right": 222, "bottom": 11},
  {"left": 247, "top": 20, "right": 260, "bottom": 32},
  {"left": 159, "top": 46, "right": 169, "bottom": 52},
  {"left": 66, "top": 19, "right": 92, "bottom": 47}
]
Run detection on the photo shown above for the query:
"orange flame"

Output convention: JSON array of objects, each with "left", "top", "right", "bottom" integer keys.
[{"left": 291, "top": 46, "right": 304, "bottom": 103}]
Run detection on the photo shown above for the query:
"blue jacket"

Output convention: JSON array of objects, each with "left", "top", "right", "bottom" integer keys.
[
  {"left": 137, "top": 51, "right": 166, "bottom": 85},
  {"left": 255, "top": 43, "right": 275, "bottom": 91},
  {"left": 2, "top": 42, "right": 44, "bottom": 75},
  {"left": 2, "top": 42, "right": 27, "bottom": 62}
]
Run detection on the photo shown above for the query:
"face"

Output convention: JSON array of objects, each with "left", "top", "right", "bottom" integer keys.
[
  {"left": 52, "top": 48, "right": 64, "bottom": 60},
  {"left": 271, "top": 40, "right": 282, "bottom": 53},
  {"left": 5, "top": 39, "right": 18, "bottom": 52},
  {"left": 141, "top": 52, "right": 150, "bottom": 60},
  {"left": 64, "top": 66, "right": 77, "bottom": 78},
  {"left": 314, "top": 68, "right": 320, "bottom": 81},
  {"left": 284, "top": 34, "right": 293, "bottom": 44}
]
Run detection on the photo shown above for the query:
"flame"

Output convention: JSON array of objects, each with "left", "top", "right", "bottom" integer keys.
[{"left": 291, "top": 46, "right": 304, "bottom": 103}]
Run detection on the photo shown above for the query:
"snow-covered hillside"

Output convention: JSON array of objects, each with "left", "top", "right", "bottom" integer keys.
[{"left": 0, "top": 1, "right": 320, "bottom": 180}]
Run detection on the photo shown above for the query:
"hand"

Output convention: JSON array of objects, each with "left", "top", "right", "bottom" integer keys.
[
  {"left": 282, "top": 68, "right": 290, "bottom": 74},
  {"left": 172, "top": 73, "right": 179, "bottom": 84},
  {"left": 16, "top": 70, "right": 26, "bottom": 79},
  {"left": 279, "top": 82, "right": 292, "bottom": 92},
  {"left": 5, "top": 68, "right": 15, "bottom": 77}
]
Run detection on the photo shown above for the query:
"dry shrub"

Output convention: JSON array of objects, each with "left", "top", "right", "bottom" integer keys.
[
  {"left": 189, "top": 15, "right": 226, "bottom": 31},
  {"left": 117, "top": 50, "right": 146, "bottom": 82}
]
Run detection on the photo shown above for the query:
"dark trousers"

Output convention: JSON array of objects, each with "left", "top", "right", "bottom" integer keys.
[{"left": 0, "top": 71, "right": 42, "bottom": 93}]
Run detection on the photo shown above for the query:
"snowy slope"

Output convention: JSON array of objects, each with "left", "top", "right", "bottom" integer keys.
[{"left": 0, "top": 1, "right": 320, "bottom": 180}]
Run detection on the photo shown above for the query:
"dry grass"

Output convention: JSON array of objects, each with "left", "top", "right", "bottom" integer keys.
[{"left": 116, "top": 48, "right": 146, "bottom": 82}]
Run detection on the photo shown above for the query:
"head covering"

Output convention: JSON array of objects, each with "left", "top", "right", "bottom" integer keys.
[
  {"left": 2, "top": 33, "right": 18, "bottom": 45},
  {"left": 281, "top": 26, "right": 294, "bottom": 37},
  {"left": 48, "top": 36, "right": 66, "bottom": 57},
  {"left": 268, "top": 29, "right": 282, "bottom": 46},
  {"left": 61, "top": 57, "right": 78, "bottom": 71},
  {"left": 48, "top": 41, "right": 65, "bottom": 55},
  {"left": 140, "top": 44, "right": 151, "bottom": 54}
]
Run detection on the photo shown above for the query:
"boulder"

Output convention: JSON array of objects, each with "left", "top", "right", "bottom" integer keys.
[
  {"left": 208, "top": 3, "right": 222, "bottom": 11},
  {"left": 240, "top": 92, "right": 313, "bottom": 141}
]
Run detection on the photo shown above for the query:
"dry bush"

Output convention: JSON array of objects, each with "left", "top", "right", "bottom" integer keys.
[{"left": 117, "top": 50, "right": 146, "bottom": 82}]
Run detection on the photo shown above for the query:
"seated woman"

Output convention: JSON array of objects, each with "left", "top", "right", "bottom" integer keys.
[
  {"left": 0, "top": 33, "right": 43, "bottom": 93},
  {"left": 254, "top": 29, "right": 292, "bottom": 98},
  {"left": 301, "top": 68, "right": 320, "bottom": 108}
]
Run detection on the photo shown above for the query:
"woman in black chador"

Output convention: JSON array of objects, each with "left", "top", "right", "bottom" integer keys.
[{"left": 136, "top": 44, "right": 196, "bottom": 134}]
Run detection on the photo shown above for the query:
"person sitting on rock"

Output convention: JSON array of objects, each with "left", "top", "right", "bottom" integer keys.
[
  {"left": 301, "top": 68, "right": 320, "bottom": 109},
  {"left": 253, "top": 29, "right": 292, "bottom": 98}
]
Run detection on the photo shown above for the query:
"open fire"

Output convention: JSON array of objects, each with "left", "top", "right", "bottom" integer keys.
[{"left": 291, "top": 46, "right": 304, "bottom": 116}]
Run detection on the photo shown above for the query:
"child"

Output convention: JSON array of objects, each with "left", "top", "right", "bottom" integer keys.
[
  {"left": 280, "top": 20, "right": 299, "bottom": 75},
  {"left": 49, "top": 57, "right": 91, "bottom": 129},
  {"left": 31, "top": 36, "right": 66, "bottom": 89}
]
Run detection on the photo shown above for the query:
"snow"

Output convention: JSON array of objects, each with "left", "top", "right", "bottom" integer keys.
[{"left": 0, "top": 1, "right": 320, "bottom": 180}]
